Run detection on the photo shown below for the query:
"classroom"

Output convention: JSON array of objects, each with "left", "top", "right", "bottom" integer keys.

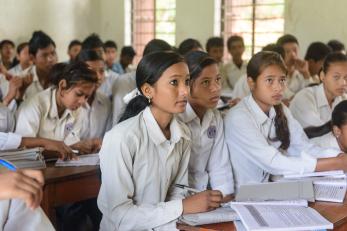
[{"left": 0, "top": 0, "right": 347, "bottom": 230}]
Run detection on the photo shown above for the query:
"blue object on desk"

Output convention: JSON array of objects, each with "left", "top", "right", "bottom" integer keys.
[{"left": 0, "top": 159, "right": 17, "bottom": 171}]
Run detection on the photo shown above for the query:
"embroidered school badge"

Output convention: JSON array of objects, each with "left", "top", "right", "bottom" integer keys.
[
  {"left": 207, "top": 125, "right": 216, "bottom": 139},
  {"left": 64, "top": 123, "right": 74, "bottom": 136}
]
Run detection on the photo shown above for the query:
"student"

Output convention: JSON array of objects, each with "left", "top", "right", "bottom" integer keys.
[
  {"left": 98, "top": 51, "right": 223, "bottom": 230},
  {"left": 327, "top": 39, "right": 346, "bottom": 54},
  {"left": 82, "top": 33, "right": 118, "bottom": 98},
  {"left": 0, "top": 40, "right": 15, "bottom": 70},
  {"left": 15, "top": 62, "right": 101, "bottom": 154},
  {"left": 67, "top": 39, "right": 82, "bottom": 63},
  {"left": 178, "top": 38, "right": 203, "bottom": 56},
  {"left": 104, "top": 40, "right": 118, "bottom": 73},
  {"left": 304, "top": 42, "right": 332, "bottom": 82},
  {"left": 276, "top": 34, "right": 314, "bottom": 94},
  {"left": 77, "top": 50, "right": 112, "bottom": 139},
  {"left": 112, "top": 39, "right": 173, "bottom": 125},
  {"left": 112, "top": 46, "right": 136, "bottom": 75},
  {"left": 222, "top": 35, "right": 247, "bottom": 90},
  {"left": 0, "top": 170, "right": 54, "bottom": 231},
  {"left": 25, "top": 31, "right": 58, "bottom": 99},
  {"left": 225, "top": 51, "right": 347, "bottom": 189},
  {"left": 206, "top": 37, "right": 224, "bottom": 66},
  {"left": 178, "top": 51, "right": 234, "bottom": 200},
  {"left": 8, "top": 42, "right": 32, "bottom": 76},
  {"left": 290, "top": 52, "right": 347, "bottom": 128},
  {"left": 310, "top": 100, "right": 347, "bottom": 152}
]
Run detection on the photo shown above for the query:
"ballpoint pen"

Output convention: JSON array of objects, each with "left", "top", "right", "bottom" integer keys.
[
  {"left": 175, "top": 184, "right": 201, "bottom": 193},
  {"left": 0, "top": 159, "right": 17, "bottom": 171}
]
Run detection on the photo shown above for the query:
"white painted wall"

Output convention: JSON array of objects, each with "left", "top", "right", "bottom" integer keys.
[{"left": 285, "top": 0, "right": 347, "bottom": 57}]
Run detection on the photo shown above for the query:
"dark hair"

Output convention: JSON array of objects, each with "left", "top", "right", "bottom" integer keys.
[
  {"left": 322, "top": 52, "right": 347, "bottom": 74},
  {"left": 247, "top": 51, "right": 290, "bottom": 150},
  {"left": 332, "top": 100, "right": 347, "bottom": 127},
  {"left": 68, "top": 40, "right": 82, "bottom": 51},
  {"left": 76, "top": 49, "right": 104, "bottom": 63},
  {"left": 304, "top": 42, "right": 332, "bottom": 62},
  {"left": 143, "top": 39, "right": 172, "bottom": 56},
  {"left": 0, "top": 40, "right": 15, "bottom": 49},
  {"left": 178, "top": 38, "right": 203, "bottom": 55},
  {"left": 50, "top": 61, "right": 98, "bottom": 88},
  {"left": 206, "top": 37, "right": 223, "bottom": 52},
  {"left": 121, "top": 46, "right": 136, "bottom": 57},
  {"left": 327, "top": 40, "right": 345, "bottom": 53},
  {"left": 119, "top": 51, "right": 184, "bottom": 122},
  {"left": 227, "top": 35, "right": 244, "bottom": 50},
  {"left": 262, "top": 43, "right": 285, "bottom": 59},
  {"left": 104, "top": 40, "right": 118, "bottom": 50},
  {"left": 16, "top": 42, "right": 28, "bottom": 55},
  {"left": 185, "top": 51, "right": 217, "bottom": 83},
  {"left": 276, "top": 34, "right": 299, "bottom": 47},
  {"left": 29, "top": 31, "right": 56, "bottom": 56},
  {"left": 82, "top": 33, "right": 104, "bottom": 50}
]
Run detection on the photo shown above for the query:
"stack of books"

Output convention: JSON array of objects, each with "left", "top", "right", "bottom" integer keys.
[{"left": 0, "top": 148, "right": 46, "bottom": 169}]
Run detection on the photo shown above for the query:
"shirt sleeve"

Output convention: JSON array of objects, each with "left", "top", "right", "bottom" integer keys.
[
  {"left": 0, "top": 132, "right": 22, "bottom": 150},
  {"left": 207, "top": 112, "right": 234, "bottom": 195},
  {"left": 15, "top": 102, "right": 41, "bottom": 137},
  {"left": 98, "top": 130, "right": 183, "bottom": 231}
]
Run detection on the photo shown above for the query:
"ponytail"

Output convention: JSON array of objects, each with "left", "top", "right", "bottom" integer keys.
[
  {"left": 118, "top": 95, "right": 150, "bottom": 123},
  {"left": 272, "top": 104, "right": 290, "bottom": 150}
]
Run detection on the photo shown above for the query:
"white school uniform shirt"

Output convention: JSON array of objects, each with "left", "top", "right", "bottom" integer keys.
[
  {"left": 178, "top": 103, "right": 234, "bottom": 195},
  {"left": 7, "top": 64, "right": 31, "bottom": 77},
  {"left": 287, "top": 70, "right": 313, "bottom": 95},
  {"left": 290, "top": 84, "right": 347, "bottom": 128},
  {"left": 97, "top": 107, "right": 191, "bottom": 231},
  {"left": 0, "top": 199, "right": 54, "bottom": 231},
  {"left": 80, "top": 92, "right": 112, "bottom": 139},
  {"left": 15, "top": 87, "right": 83, "bottom": 145},
  {"left": 111, "top": 71, "right": 136, "bottom": 125},
  {"left": 0, "top": 104, "right": 22, "bottom": 150},
  {"left": 98, "top": 69, "right": 119, "bottom": 99},
  {"left": 310, "top": 132, "right": 340, "bottom": 150},
  {"left": 23, "top": 66, "right": 44, "bottom": 100},
  {"left": 224, "top": 95, "right": 341, "bottom": 189},
  {"left": 221, "top": 60, "right": 247, "bottom": 90}
]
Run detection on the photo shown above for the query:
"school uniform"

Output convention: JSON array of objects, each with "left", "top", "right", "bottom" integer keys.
[
  {"left": 80, "top": 92, "right": 112, "bottom": 139},
  {"left": 98, "top": 69, "right": 119, "bottom": 99},
  {"left": 310, "top": 132, "right": 340, "bottom": 150},
  {"left": 221, "top": 60, "right": 247, "bottom": 90},
  {"left": 224, "top": 94, "right": 341, "bottom": 189},
  {"left": 289, "top": 84, "right": 347, "bottom": 128},
  {"left": 97, "top": 106, "right": 191, "bottom": 231},
  {"left": 23, "top": 66, "right": 44, "bottom": 100},
  {"left": 178, "top": 103, "right": 234, "bottom": 195},
  {"left": 112, "top": 71, "right": 136, "bottom": 125},
  {"left": 8, "top": 64, "right": 31, "bottom": 77},
  {"left": 287, "top": 70, "right": 313, "bottom": 95},
  {"left": 15, "top": 87, "right": 83, "bottom": 145},
  {"left": 0, "top": 199, "right": 54, "bottom": 231},
  {"left": 111, "top": 61, "right": 125, "bottom": 75}
]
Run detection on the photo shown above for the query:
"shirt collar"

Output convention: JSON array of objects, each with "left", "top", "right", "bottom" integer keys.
[
  {"left": 178, "top": 103, "right": 214, "bottom": 130},
  {"left": 143, "top": 106, "right": 187, "bottom": 145},
  {"left": 48, "top": 87, "right": 74, "bottom": 120},
  {"left": 246, "top": 94, "right": 276, "bottom": 125}
]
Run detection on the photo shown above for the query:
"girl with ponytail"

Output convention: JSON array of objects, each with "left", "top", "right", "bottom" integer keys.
[
  {"left": 225, "top": 51, "right": 347, "bottom": 189},
  {"left": 98, "top": 51, "right": 224, "bottom": 231}
]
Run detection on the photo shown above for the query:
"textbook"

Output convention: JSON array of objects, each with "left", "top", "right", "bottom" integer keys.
[
  {"left": 55, "top": 153, "right": 99, "bottom": 167},
  {"left": 230, "top": 204, "right": 332, "bottom": 231},
  {"left": 280, "top": 171, "right": 347, "bottom": 203},
  {"left": 235, "top": 181, "right": 315, "bottom": 202},
  {"left": 0, "top": 148, "right": 46, "bottom": 169}
]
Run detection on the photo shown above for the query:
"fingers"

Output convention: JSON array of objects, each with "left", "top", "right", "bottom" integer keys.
[{"left": 20, "top": 169, "right": 44, "bottom": 186}]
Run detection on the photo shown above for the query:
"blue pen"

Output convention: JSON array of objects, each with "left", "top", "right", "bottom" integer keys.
[{"left": 0, "top": 159, "right": 17, "bottom": 171}]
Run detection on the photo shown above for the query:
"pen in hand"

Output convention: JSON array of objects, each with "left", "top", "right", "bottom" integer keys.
[{"left": 175, "top": 184, "right": 201, "bottom": 193}]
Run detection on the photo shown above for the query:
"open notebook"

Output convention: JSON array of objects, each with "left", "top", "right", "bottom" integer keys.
[{"left": 55, "top": 153, "right": 99, "bottom": 167}]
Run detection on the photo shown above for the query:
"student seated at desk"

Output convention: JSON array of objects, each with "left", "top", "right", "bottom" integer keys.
[
  {"left": 178, "top": 51, "right": 234, "bottom": 201},
  {"left": 98, "top": 51, "right": 223, "bottom": 231},
  {"left": 290, "top": 52, "right": 347, "bottom": 130},
  {"left": 0, "top": 169, "right": 54, "bottom": 231},
  {"left": 311, "top": 100, "right": 347, "bottom": 152},
  {"left": 15, "top": 62, "right": 101, "bottom": 155},
  {"left": 225, "top": 51, "right": 347, "bottom": 189},
  {"left": 76, "top": 50, "right": 112, "bottom": 139}
]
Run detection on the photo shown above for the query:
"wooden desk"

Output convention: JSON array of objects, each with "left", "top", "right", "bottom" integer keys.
[
  {"left": 41, "top": 165, "right": 101, "bottom": 226},
  {"left": 178, "top": 197, "right": 347, "bottom": 231}
]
